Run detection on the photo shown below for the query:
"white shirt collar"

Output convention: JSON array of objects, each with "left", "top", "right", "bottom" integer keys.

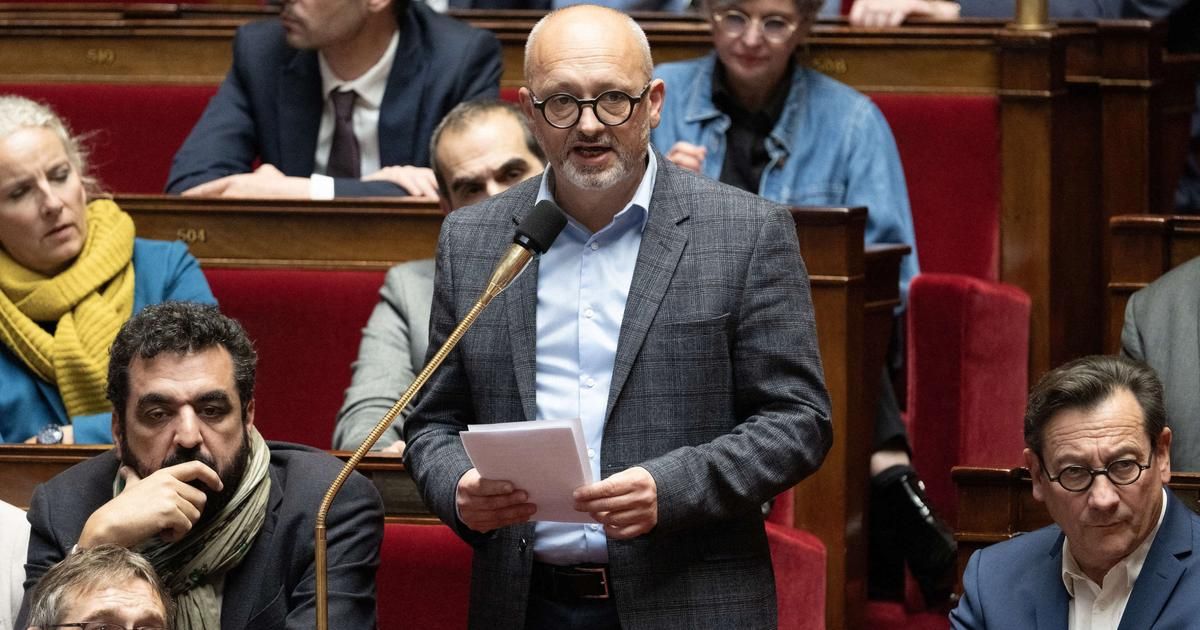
[
  {"left": 317, "top": 30, "right": 399, "bottom": 109},
  {"left": 535, "top": 149, "right": 657, "bottom": 235}
]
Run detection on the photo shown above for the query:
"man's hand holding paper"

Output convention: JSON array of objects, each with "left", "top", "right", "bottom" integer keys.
[
  {"left": 455, "top": 468, "right": 537, "bottom": 534},
  {"left": 573, "top": 466, "right": 658, "bottom": 539}
]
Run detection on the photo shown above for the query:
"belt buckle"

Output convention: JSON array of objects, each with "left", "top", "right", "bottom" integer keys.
[{"left": 577, "top": 566, "right": 609, "bottom": 599}]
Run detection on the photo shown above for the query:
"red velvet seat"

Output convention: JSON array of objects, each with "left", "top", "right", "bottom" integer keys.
[
  {"left": 0, "top": 82, "right": 216, "bottom": 193},
  {"left": 378, "top": 523, "right": 473, "bottom": 630},
  {"left": 204, "top": 267, "right": 386, "bottom": 448},
  {"left": 863, "top": 94, "right": 1031, "bottom": 628}
]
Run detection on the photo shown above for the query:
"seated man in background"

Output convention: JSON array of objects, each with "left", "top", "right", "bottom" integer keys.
[
  {"left": 19, "top": 302, "right": 383, "bottom": 630},
  {"left": 951, "top": 355, "right": 1200, "bottom": 629},
  {"left": 166, "top": 0, "right": 501, "bottom": 199},
  {"left": 1121, "top": 256, "right": 1200, "bottom": 470},
  {"left": 24, "top": 545, "right": 173, "bottom": 630},
  {"left": 333, "top": 99, "right": 545, "bottom": 453}
]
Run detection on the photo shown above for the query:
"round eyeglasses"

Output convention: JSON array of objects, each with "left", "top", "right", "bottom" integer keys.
[
  {"left": 1041, "top": 453, "right": 1153, "bottom": 492},
  {"left": 711, "top": 9, "right": 800, "bottom": 44},
  {"left": 530, "top": 83, "right": 652, "bottom": 129}
]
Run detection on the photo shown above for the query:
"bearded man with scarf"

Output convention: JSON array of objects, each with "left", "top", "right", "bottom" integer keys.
[
  {"left": 17, "top": 302, "right": 384, "bottom": 630},
  {"left": 0, "top": 95, "right": 215, "bottom": 445}
]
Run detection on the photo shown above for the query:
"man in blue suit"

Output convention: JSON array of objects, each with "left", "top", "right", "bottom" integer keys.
[
  {"left": 166, "top": 0, "right": 501, "bottom": 199},
  {"left": 952, "top": 354, "right": 1200, "bottom": 630}
]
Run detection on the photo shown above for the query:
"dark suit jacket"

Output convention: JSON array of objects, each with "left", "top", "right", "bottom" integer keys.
[
  {"left": 165, "top": 4, "right": 502, "bottom": 197},
  {"left": 18, "top": 442, "right": 383, "bottom": 630},
  {"left": 951, "top": 491, "right": 1200, "bottom": 629},
  {"left": 403, "top": 153, "right": 833, "bottom": 630},
  {"left": 1122, "top": 256, "right": 1200, "bottom": 471}
]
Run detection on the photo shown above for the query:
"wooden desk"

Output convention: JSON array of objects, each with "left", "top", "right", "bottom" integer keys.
[
  {"left": 953, "top": 466, "right": 1200, "bottom": 587},
  {"left": 119, "top": 194, "right": 444, "bottom": 269},
  {"left": 1106, "top": 214, "right": 1200, "bottom": 353},
  {"left": 0, "top": 444, "right": 435, "bottom": 522},
  {"left": 790, "top": 206, "right": 906, "bottom": 630}
]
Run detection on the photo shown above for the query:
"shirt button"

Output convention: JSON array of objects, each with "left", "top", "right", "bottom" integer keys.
[
  {"left": 586, "top": 378, "right": 596, "bottom": 388},
  {"left": 585, "top": 308, "right": 595, "bottom": 319},
  {"left": 590, "top": 524, "right": 601, "bottom": 531},
  {"left": 590, "top": 242, "right": 599, "bottom": 251},
  {"left": 587, "top": 448, "right": 596, "bottom": 459}
]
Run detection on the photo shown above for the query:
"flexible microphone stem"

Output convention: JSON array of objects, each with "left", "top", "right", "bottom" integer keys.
[{"left": 315, "top": 199, "right": 565, "bottom": 629}]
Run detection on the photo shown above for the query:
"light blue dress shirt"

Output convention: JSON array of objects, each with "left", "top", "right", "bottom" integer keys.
[{"left": 530, "top": 151, "right": 658, "bottom": 565}]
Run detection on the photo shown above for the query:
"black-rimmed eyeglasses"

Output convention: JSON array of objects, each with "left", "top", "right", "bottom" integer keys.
[
  {"left": 711, "top": 9, "right": 800, "bottom": 44},
  {"left": 1041, "top": 452, "right": 1154, "bottom": 492},
  {"left": 530, "top": 83, "right": 652, "bottom": 129}
]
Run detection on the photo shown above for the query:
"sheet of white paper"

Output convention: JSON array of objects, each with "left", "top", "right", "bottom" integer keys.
[{"left": 461, "top": 417, "right": 594, "bottom": 523}]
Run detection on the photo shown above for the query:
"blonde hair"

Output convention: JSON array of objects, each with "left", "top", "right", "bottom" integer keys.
[{"left": 0, "top": 95, "right": 100, "bottom": 196}]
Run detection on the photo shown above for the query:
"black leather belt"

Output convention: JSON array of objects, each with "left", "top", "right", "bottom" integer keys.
[{"left": 531, "top": 562, "right": 611, "bottom": 601}]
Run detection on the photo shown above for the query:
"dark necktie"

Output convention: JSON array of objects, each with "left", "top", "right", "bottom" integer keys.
[{"left": 327, "top": 89, "right": 361, "bottom": 179}]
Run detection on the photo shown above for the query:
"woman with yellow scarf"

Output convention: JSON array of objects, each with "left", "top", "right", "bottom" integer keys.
[{"left": 0, "top": 96, "right": 215, "bottom": 444}]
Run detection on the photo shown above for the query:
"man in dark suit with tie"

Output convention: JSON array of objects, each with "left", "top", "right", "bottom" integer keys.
[
  {"left": 951, "top": 355, "right": 1200, "bottom": 630},
  {"left": 166, "top": 0, "right": 501, "bottom": 199},
  {"left": 402, "top": 6, "right": 832, "bottom": 629}
]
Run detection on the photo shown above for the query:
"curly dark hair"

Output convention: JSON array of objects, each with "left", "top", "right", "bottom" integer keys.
[{"left": 107, "top": 302, "right": 257, "bottom": 425}]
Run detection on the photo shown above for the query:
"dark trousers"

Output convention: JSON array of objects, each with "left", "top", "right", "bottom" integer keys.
[{"left": 524, "top": 590, "right": 621, "bottom": 630}]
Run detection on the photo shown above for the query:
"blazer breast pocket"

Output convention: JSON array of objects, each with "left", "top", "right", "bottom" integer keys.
[
  {"left": 641, "top": 313, "right": 733, "bottom": 407},
  {"left": 655, "top": 313, "right": 730, "bottom": 340}
]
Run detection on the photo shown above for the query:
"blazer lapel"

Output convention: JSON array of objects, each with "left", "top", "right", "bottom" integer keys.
[
  {"left": 1117, "top": 493, "right": 1191, "bottom": 630},
  {"left": 219, "top": 469, "right": 283, "bottom": 630},
  {"left": 1034, "top": 531, "right": 1071, "bottom": 630},
  {"left": 604, "top": 162, "right": 689, "bottom": 420},
  {"left": 378, "top": 11, "right": 426, "bottom": 166},
  {"left": 278, "top": 51, "right": 322, "bottom": 176},
  {"left": 505, "top": 185, "right": 542, "bottom": 424}
]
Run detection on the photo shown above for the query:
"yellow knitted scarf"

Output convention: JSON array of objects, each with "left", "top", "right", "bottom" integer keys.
[{"left": 0, "top": 199, "right": 135, "bottom": 418}]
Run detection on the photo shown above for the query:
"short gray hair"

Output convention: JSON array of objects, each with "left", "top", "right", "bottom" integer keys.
[
  {"left": 0, "top": 95, "right": 99, "bottom": 196},
  {"left": 524, "top": 6, "right": 654, "bottom": 85},
  {"left": 26, "top": 544, "right": 174, "bottom": 629}
]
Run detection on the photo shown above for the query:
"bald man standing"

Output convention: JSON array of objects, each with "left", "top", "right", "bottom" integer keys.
[{"left": 403, "top": 6, "right": 831, "bottom": 629}]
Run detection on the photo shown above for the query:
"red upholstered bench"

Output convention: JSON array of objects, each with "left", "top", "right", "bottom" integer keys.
[
  {"left": 203, "top": 267, "right": 386, "bottom": 448},
  {"left": 0, "top": 83, "right": 216, "bottom": 193},
  {"left": 378, "top": 523, "right": 473, "bottom": 630},
  {"left": 864, "top": 93, "right": 1029, "bottom": 628}
]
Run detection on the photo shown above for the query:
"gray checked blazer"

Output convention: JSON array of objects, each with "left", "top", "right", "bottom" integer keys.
[{"left": 403, "top": 151, "right": 833, "bottom": 630}]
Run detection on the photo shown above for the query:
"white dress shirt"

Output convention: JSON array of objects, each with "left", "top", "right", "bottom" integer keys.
[
  {"left": 1061, "top": 488, "right": 1168, "bottom": 630},
  {"left": 309, "top": 31, "right": 399, "bottom": 199},
  {"left": 530, "top": 151, "right": 659, "bottom": 565},
  {"left": 1, "top": 500, "right": 29, "bottom": 629}
]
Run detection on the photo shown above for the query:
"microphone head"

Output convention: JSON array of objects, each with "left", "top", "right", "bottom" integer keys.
[{"left": 514, "top": 200, "right": 568, "bottom": 255}]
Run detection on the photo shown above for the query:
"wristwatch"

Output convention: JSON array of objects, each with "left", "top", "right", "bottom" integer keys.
[{"left": 36, "top": 423, "right": 65, "bottom": 445}]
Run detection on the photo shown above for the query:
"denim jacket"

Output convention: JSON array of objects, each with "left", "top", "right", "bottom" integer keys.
[{"left": 653, "top": 53, "right": 920, "bottom": 304}]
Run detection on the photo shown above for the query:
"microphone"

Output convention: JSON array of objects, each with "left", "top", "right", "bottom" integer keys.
[
  {"left": 483, "top": 200, "right": 569, "bottom": 305},
  {"left": 314, "top": 199, "right": 567, "bottom": 630}
]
